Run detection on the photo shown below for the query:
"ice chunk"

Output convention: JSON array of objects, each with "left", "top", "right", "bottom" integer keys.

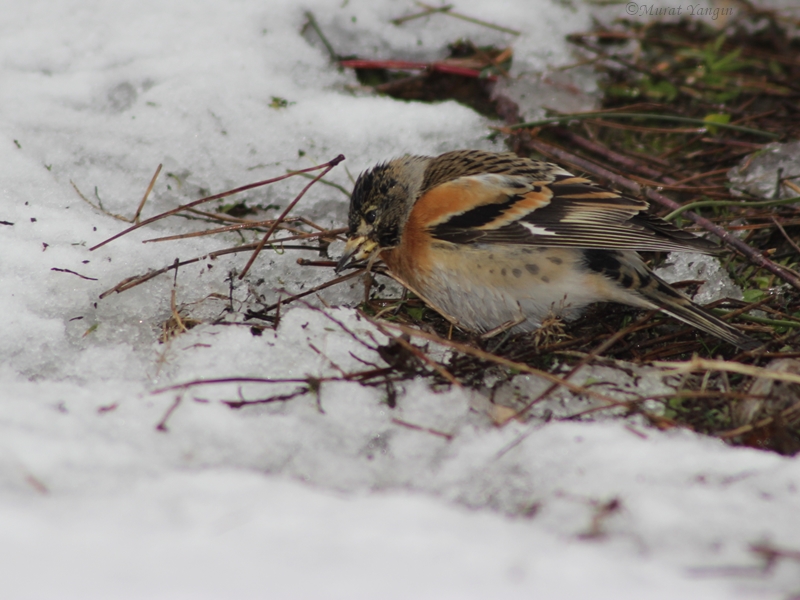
[
  {"left": 491, "top": 67, "right": 599, "bottom": 123},
  {"left": 654, "top": 252, "right": 743, "bottom": 305},
  {"left": 728, "top": 141, "right": 800, "bottom": 199}
]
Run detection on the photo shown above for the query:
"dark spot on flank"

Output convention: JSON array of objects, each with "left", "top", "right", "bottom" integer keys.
[
  {"left": 512, "top": 268, "right": 522, "bottom": 278},
  {"left": 547, "top": 256, "right": 563, "bottom": 265},
  {"left": 584, "top": 249, "right": 621, "bottom": 274},
  {"left": 536, "top": 247, "right": 549, "bottom": 253},
  {"left": 488, "top": 253, "right": 494, "bottom": 260},
  {"left": 489, "top": 269, "right": 495, "bottom": 274},
  {"left": 619, "top": 273, "right": 634, "bottom": 288},
  {"left": 521, "top": 248, "right": 534, "bottom": 255},
  {"left": 541, "top": 275, "right": 550, "bottom": 283},
  {"left": 501, "top": 268, "right": 507, "bottom": 276},
  {"left": 525, "top": 263, "right": 539, "bottom": 275}
]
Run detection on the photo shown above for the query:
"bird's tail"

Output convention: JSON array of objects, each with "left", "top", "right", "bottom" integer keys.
[{"left": 639, "top": 273, "right": 758, "bottom": 351}]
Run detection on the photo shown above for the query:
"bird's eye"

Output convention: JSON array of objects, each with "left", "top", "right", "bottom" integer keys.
[{"left": 365, "top": 210, "right": 377, "bottom": 224}]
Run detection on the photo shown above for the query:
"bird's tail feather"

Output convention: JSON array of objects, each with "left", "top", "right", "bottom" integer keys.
[{"left": 640, "top": 274, "right": 758, "bottom": 350}]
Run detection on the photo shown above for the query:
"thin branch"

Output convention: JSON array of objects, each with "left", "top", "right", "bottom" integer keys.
[
  {"left": 391, "top": 4, "right": 453, "bottom": 25},
  {"left": 413, "top": 1, "right": 521, "bottom": 35},
  {"left": 665, "top": 196, "right": 800, "bottom": 221},
  {"left": 653, "top": 356, "right": 800, "bottom": 385},
  {"left": 304, "top": 11, "right": 339, "bottom": 61},
  {"left": 133, "top": 164, "right": 162, "bottom": 223},
  {"left": 51, "top": 268, "right": 98, "bottom": 281},
  {"left": 238, "top": 154, "right": 344, "bottom": 279},
  {"left": 391, "top": 418, "right": 453, "bottom": 440},
  {"left": 289, "top": 170, "right": 351, "bottom": 197},
  {"left": 90, "top": 157, "right": 341, "bottom": 251},
  {"left": 155, "top": 395, "right": 183, "bottom": 432},
  {"left": 771, "top": 217, "right": 800, "bottom": 256},
  {"left": 369, "top": 318, "right": 462, "bottom": 387},
  {"left": 152, "top": 376, "right": 319, "bottom": 395},
  {"left": 258, "top": 268, "right": 364, "bottom": 315},
  {"left": 508, "top": 112, "right": 779, "bottom": 139},
  {"left": 98, "top": 257, "right": 200, "bottom": 298}
]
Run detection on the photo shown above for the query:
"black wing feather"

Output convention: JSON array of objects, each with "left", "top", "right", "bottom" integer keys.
[{"left": 429, "top": 171, "right": 719, "bottom": 253}]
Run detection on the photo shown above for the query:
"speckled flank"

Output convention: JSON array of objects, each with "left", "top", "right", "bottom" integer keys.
[{"left": 396, "top": 244, "right": 634, "bottom": 332}]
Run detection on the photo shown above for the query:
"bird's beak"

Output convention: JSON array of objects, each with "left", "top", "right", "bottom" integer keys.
[{"left": 336, "top": 236, "right": 379, "bottom": 273}]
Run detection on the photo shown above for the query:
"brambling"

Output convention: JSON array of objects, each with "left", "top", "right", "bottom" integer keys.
[{"left": 336, "top": 149, "right": 756, "bottom": 350}]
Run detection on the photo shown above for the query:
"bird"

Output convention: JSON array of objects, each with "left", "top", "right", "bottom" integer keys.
[{"left": 336, "top": 149, "right": 757, "bottom": 350}]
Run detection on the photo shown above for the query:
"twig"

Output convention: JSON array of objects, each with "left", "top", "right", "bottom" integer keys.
[
  {"left": 669, "top": 167, "right": 729, "bottom": 187},
  {"left": 654, "top": 356, "right": 800, "bottom": 386},
  {"left": 369, "top": 318, "right": 461, "bottom": 387},
  {"left": 71, "top": 181, "right": 129, "bottom": 222},
  {"left": 771, "top": 217, "right": 800, "bottom": 256},
  {"left": 340, "top": 59, "right": 499, "bottom": 81},
  {"left": 51, "top": 268, "right": 98, "bottom": 281},
  {"left": 508, "top": 112, "right": 779, "bottom": 139},
  {"left": 90, "top": 157, "right": 341, "bottom": 251},
  {"left": 144, "top": 225, "right": 345, "bottom": 245},
  {"left": 413, "top": 1, "right": 521, "bottom": 35},
  {"left": 665, "top": 196, "right": 800, "bottom": 221},
  {"left": 258, "top": 269, "right": 364, "bottom": 315},
  {"left": 304, "top": 11, "right": 338, "bottom": 61},
  {"left": 297, "top": 258, "right": 337, "bottom": 267},
  {"left": 133, "top": 164, "right": 162, "bottom": 223},
  {"left": 289, "top": 170, "right": 351, "bottom": 197},
  {"left": 750, "top": 542, "right": 800, "bottom": 568},
  {"left": 155, "top": 395, "right": 183, "bottom": 432},
  {"left": 300, "top": 300, "right": 379, "bottom": 352},
  {"left": 552, "top": 127, "right": 677, "bottom": 183},
  {"left": 153, "top": 376, "right": 321, "bottom": 395},
  {"left": 391, "top": 3, "right": 453, "bottom": 25},
  {"left": 222, "top": 386, "right": 310, "bottom": 409},
  {"left": 182, "top": 206, "right": 285, "bottom": 225},
  {"left": 584, "top": 119, "right": 703, "bottom": 135},
  {"left": 391, "top": 418, "right": 453, "bottom": 440},
  {"left": 169, "top": 286, "right": 188, "bottom": 335},
  {"left": 238, "top": 154, "right": 344, "bottom": 279},
  {"left": 98, "top": 257, "right": 200, "bottom": 298}
]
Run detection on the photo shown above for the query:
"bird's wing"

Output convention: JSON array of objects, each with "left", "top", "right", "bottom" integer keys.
[{"left": 423, "top": 171, "right": 719, "bottom": 253}]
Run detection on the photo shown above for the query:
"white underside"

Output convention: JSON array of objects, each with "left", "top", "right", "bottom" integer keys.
[{"left": 414, "top": 245, "right": 644, "bottom": 333}]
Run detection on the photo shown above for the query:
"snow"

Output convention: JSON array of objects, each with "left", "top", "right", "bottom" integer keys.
[{"left": 1, "top": 1, "right": 799, "bottom": 598}]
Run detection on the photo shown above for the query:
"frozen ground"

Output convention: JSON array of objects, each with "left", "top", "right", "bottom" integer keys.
[{"left": 1, "top": 1, "right": 799, "bottom": 598}]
